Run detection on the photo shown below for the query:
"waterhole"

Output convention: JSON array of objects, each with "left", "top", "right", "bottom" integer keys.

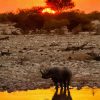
[{"left": 0, "top": 87, "right": 100, "bottom": 100}]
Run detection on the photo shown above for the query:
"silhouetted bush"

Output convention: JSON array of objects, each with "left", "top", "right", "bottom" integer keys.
[
  {"left": 72, "top": 24, "right": 82, "bottom": 34},
  {"left": 87, "top": 11, "right": 100, "bottom": 20},
  {"left": 65, "top": 10, "right": 93, "bottom": 31},
  {"left": 0, "top": 13, "right": 9, "bottom": 22},
  {"left": 43, "top": 19, "right": 68, "bottom": 31},
  {"left": 15, "top": 14, "right": 44, "bottom": 31},
  {"left": 0, "top": 12, "right": 16, "bottom": 23},
  {"left": 9, "top": 9, "right": 44, "bottom": 34}
]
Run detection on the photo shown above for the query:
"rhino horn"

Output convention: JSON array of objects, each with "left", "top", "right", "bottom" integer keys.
[{"left": 40, "top": 69, "right": 45, "bottom": 74}]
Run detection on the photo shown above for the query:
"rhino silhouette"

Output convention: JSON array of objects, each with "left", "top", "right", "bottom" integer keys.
[{"left": 40, "top": 67, "right": 72, "bottom": 92}]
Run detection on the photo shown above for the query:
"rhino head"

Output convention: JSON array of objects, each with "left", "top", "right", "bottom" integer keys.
[{"left": 40, "top": 68, "right": 52, "bottom": 79}]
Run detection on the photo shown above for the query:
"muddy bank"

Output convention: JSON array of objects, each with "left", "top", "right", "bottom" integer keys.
[{"left": 0, "top": 34, "right": 100, "bottom": 92}]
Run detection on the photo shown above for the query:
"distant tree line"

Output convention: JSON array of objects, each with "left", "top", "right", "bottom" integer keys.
[{"left": 0, "top": 8, "right": 100, "bottom": 34}]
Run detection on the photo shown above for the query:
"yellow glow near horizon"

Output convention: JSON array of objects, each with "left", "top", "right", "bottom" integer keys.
[
  {"left": 0, "top": 87, "right": 100, "bottom": 100},
  {"left": 42, "top": 8, "right": 56, "bottom": 14}
]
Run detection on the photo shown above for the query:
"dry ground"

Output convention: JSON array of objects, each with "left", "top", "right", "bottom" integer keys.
[{"left": 0, "top": 34, "right": 100, "bottom": 92}]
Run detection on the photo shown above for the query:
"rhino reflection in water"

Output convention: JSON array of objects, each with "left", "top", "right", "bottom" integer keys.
[
  {"left": 40, "top": 67, "right": 72, "bottom": 93},
  {"left": 52, "top": 90, "right": 72, "bottom": 100}
]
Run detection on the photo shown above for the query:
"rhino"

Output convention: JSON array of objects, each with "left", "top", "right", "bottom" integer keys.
[{"left": 40, "top": 67, "right": 72, "bottom": 92}]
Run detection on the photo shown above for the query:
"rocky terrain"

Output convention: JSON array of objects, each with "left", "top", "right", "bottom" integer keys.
[
  {"left": 0, "top": 23, "right": 21, "bottom": 35},
  {"left": 0, "top": 33, "right": 100, "bottom": 93}
]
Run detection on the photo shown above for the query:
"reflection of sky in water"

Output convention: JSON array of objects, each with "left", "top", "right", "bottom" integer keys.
[{"left": 0, "top": 87, "right": 100, "bottom": 100}]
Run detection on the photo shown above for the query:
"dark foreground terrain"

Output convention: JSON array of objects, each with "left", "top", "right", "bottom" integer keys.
[{"left": 0, "top": 34, "right": 100, "bottom": 92}]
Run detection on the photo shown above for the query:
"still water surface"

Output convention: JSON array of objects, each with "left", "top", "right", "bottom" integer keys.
[{"left": 0, "top": 87, "right": 100, "bottom": 100}]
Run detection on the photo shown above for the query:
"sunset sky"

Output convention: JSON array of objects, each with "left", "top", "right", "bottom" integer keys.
[{"left": 0, "top": 0, "right": 100, "bottom": 13}]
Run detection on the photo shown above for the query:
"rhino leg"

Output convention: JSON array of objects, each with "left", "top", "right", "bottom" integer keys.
[
  {"left": 64, "top": 82, "right": 66, "bottom": 89},
  {"left": 54, "top": 82, "right": 58, "bottom": 92},
  {"left": 64, "top": 81, "right": 66, "bottom": 93},
  {"left": 67, "top": 81, "right": 70, "bottom": 93},
  {"left": 60, "top": 82, "right": 63, "bottom": 93}
]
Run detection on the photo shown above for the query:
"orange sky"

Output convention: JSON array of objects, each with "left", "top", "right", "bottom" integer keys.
[{"left": 0, "top": 0, "right": 100, "bottom": 13}]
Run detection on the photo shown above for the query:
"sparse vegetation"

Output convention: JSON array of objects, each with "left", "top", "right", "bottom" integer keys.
[
  {"left": 0, "top": 8, "right": 100, "bottom": 34},
  {"left": 43, "top": 19, "right": 68, "bottom": 31},
  {"left": 87, "top": 11, "right": 100, "bottom": 20}
]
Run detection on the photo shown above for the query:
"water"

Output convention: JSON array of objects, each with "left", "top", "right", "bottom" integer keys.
[{"left": 0, "top": 87, "right": 100, "bottom": 100}]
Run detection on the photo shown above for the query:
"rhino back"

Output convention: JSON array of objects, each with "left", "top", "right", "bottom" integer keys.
[{"left": 50, "top": 67, "right": 72, "bottom": 82}]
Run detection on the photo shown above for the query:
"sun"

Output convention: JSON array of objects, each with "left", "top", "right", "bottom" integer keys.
[{"left": 42, "top": 8, "right": 56, "bottom": 14}]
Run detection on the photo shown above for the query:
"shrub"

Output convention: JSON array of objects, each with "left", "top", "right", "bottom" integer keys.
[
  {"left": 0, "top": 13, "right": 9, "bottom": 22},
  {"left": 72, "top": 24, "right": 82, "bottom": 34},
  {"left": 66, "top": 10, "right": 93, "bottom": 31},
  {"left": 87, "top": 11, "right": 100, "bottom": 20},
  {"left": 43, "top": 19, "right": 68, "bottom": 31},
  {"left": 0, "top": 12, "right": 16, "bottom": 23},
  {"left": 14, "top": 12, "right": 45, "bottom": 32}
]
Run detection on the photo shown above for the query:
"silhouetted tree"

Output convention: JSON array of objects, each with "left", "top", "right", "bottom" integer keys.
[{"left": 46, "top": 0, "right": 74, "bottom": 10}]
